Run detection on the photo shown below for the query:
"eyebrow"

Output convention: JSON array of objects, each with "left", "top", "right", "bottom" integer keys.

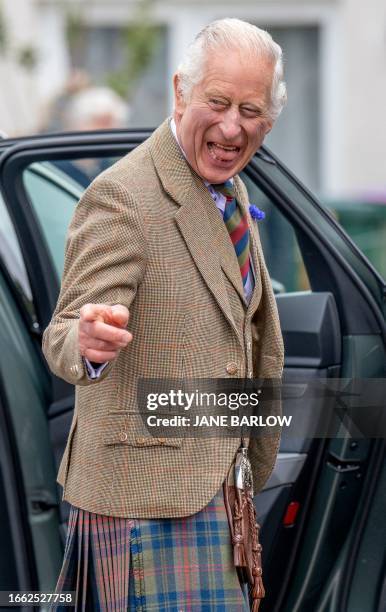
[
  {"left": 206, "top": 91, "right": 264, "bottom": 112},
  {"left": 206, "top": 91, "right": 230, "bottom": 101},
  {"left": 240, "top": 102, "right": 262, "bottom": 111}
]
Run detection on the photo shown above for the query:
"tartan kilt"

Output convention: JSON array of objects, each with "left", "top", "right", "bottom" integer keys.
[{"left": 52, "top": 487, "right": 250, "bottom": 611}]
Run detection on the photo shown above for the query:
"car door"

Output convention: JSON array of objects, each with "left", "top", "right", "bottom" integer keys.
[
  {"left": 0, "top": 131, "right": 385, "bottom": 612},
  {"left": 241, "top": 153, "right": 386, "bottom": 611}
]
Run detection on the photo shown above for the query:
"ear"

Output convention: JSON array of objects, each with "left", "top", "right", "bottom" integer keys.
[{"left": 173, "top": 73, "right": 186, "bottom": 117}]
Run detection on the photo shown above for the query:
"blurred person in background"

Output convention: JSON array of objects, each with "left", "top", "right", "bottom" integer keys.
[
  {"left": 55, "top": 85, "right": 130, "bottom": 186},
  {"left": 63, "top": 85, "right": 129, "bottom": 132},
  {"left": 39, "top": 69, "right": 91, "bottom": 134},
  {"left": 43, "top": 18, "right": 286, "bottom": 611}
]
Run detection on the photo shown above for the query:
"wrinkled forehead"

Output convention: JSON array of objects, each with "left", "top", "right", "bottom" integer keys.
[{"left": 198, "top": 47, "right": 275, "bottom": 98}]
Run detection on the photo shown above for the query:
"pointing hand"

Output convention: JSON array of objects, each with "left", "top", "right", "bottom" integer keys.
[{"left": 79, "top": 304, "right": 132, "bottom": 363}]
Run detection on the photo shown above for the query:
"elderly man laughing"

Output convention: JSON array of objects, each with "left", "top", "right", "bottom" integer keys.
[{"left": 43, "top": 17, "right": 286, "bottom": 611}]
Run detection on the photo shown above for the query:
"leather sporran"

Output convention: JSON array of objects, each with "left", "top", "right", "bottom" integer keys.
[{"left": 223, "top": 446, "right": 265, "bottom": 611}]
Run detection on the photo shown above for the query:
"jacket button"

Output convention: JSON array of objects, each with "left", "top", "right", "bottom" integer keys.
[
  {"left": 119, "top": 431, "right": 128, "bottom": 442},
  {"left": 136, "top": 437, "right": 146, "bottom": 445},
  {"left": 226, "top": 362, "right": 238, "bottom": 375},
  {"left": 158, "top": 438, "right": 166, "bottom": 444},
  {"left": 70, "top": 364, "right": 79, "bottom": 375}
]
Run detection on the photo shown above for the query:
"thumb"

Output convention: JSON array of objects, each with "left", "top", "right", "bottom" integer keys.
[{"left": 108, "top": 304, "right": 129, "bottom": 328}]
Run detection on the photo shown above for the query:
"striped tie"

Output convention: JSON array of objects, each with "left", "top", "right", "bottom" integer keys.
[{"left": 213, "top": 180, "right": 251, "bottom": 288}]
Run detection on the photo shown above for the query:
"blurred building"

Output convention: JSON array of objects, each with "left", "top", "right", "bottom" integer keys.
[{"left": 0, "top": 0, "right": 385, "bottom": 199}]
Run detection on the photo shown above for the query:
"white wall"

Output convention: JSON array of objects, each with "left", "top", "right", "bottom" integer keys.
[
  {"left": 0, "top": 0, "right": 40, "bottom": 135},
  {"left": 340, "top": 0, "right": 386, "bottom": 195}
]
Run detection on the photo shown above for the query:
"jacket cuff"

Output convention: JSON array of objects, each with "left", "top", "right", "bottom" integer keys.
[{"left": 60, "top": 322, "right": 114, "bottom": 385}]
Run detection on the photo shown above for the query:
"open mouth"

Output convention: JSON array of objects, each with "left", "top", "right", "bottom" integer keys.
[{"left": 207, "top": 142, "right": 241, "bottom": 163}]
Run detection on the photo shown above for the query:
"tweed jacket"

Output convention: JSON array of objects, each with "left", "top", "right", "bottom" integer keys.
[{"left": 42, "top": 118, "right": 284, "bottom": 518}]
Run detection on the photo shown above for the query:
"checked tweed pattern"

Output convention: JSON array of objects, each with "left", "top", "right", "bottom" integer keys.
[{"left": 42, "top": 118, "right": 284, "bottom": 519}]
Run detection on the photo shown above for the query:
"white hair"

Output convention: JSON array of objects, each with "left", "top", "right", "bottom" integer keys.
[
  {"left": 177, "top": 18, "right": 287, "bottom": 120},
  {"left": 65, "top": 87, "right": 129, "bottom": 129}
]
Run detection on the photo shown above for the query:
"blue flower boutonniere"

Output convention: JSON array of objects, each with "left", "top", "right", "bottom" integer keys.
[{"left": 249, "top": 204, "right": 265, "bottom": 221}]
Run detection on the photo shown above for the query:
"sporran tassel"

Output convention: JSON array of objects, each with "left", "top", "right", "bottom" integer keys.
[
  {"left": 233, "top": 540, "right": 247, "bottom": 566},
  {"left": 252, "top": 574, "right": 265, "bottom": 599}
]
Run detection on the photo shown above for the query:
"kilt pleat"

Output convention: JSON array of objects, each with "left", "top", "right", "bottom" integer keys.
[{"left": 52, "top": 488, "right": 250, "bottom": 611}]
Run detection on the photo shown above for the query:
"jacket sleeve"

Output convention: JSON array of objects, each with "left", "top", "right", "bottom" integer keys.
[{"left": 42, "top": 175, "right": 148, "bottom": 386}]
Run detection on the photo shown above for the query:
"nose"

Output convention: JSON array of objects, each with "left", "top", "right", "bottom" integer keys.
[{"left": 220, "top": 106, "right": 242, "bottom": 141}]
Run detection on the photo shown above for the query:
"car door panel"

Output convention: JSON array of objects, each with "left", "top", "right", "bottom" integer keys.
[
  {"left": 257, "top": 452, "right": 307, "bottom": 518},
  {"left": 47, "top": 396, "right": 74, "bottom": 537},
  {"left": 277, "top": 291, "right": 341, "bottom": 368},
  {"left": 0, "top": 265, "right": 63, "bottom": 593}
]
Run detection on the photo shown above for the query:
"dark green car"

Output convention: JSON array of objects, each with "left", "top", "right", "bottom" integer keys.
[{"left": 0, "top": 130, "right": 385, "bottom": 611}]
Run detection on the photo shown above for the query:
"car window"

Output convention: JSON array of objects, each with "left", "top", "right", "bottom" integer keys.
[
  {"left": 23, "top": 157, "right": 121, "bottom": 278},
  {"left": 250, "top": 152, "right": 385, "bottom": 311},
  {"left": 241, "top": 172, "right": 310, "bottom": 293},
  {"left": 23, "top": 163, "right": 82, "bottom": 278},
  {"left": 325, "top": 200, "right": 386, "bottom": 279},
  {"left": 0, "top": 190, "right": 37, "bottom": 323}
]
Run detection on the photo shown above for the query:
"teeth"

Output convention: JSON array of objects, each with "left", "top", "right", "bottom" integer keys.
[{"left": 212, "top": 142, "right": 238, "bottom": 151}]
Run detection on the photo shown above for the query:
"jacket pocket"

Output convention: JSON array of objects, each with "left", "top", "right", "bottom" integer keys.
[{"left": 102, "top": 411, "right": 182, "bottom": 448}]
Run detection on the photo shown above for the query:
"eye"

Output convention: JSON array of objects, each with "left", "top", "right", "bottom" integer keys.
[
  {"left": 209, "top": 98, "right": 228, "bottom": 110},
  {"left": 241, "top": 106, "right": 263, "bottom": 118}
]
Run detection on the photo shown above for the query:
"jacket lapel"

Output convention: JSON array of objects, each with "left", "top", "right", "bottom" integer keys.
[{"left": 149, "top": 119, "right": 243, "bottom": 343}]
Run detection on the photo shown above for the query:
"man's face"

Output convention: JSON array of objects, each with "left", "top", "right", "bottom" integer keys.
[{"left": 173, "top": 49, "right": 275, "bottom": 184}]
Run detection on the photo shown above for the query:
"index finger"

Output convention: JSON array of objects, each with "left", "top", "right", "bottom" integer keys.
[
  {"left": 84, "top": 319, "right": 132, "bottom": 344},
  {"left": 80, "top": 303, "right": 113, "bottom": 323},
  {"left": 105, "top": 304, "right": 130, "bottom": 329}
]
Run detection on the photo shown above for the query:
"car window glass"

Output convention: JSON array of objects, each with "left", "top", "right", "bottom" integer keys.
[
  {"left": 23, "top": 157, "right": 121, "bottom": 279},
  {"left": 325, "top": 200, "right": 386, "bottom": 279},
  {"left": 0, "top": 190, "right": 36, "bottom": 322},
  {"left": 251, "top": 152, "right": 384, "bottom": 309},
  {"left": 241, "top": 172, "right": 310, "bottom": 293}
]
